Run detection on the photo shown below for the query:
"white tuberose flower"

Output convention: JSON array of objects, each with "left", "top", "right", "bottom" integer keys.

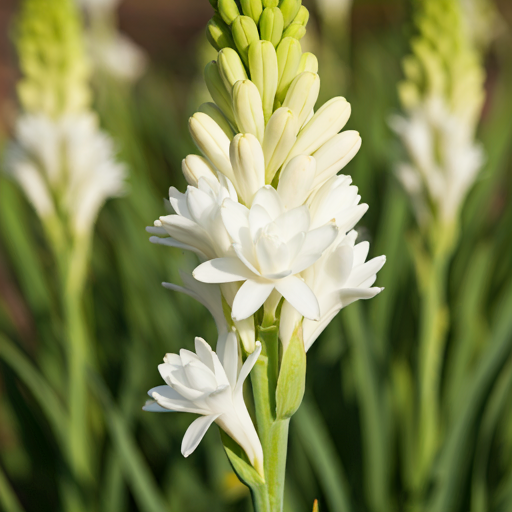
[
  {"left": 6, "top": 113, "right": 126, "bottom": 235},
  {"left": 144, "top": 334, "right": 264, "bottom": 476},
  {"left": 193, "top": 186, "right": 338, "bottom": 321}
]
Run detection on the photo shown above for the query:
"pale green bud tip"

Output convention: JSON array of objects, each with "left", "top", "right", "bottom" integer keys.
[
  {"left": 260, "top": 7, "right": 284, "bottom": 47},
  {"left": 263, "top": 0, "right": 279, "bottom": 7},
  {"left": 241, "top": 0, "right": 263, "bottom": 24},
  {"left": 218, "top": 0, "right": 240, "bottom": 25},
  {"left": 232, "top": 15, "right": 260, "bottom": 65},
  {"left": 298, "top": 52, "right": 318, "bottom": 74},
  {"left": 279, "top": 0, "right": 302, "bottom": 29},
  {"left": 218, "top": 47, "right": 248, "bottom": 90},
  {"left": 293, "top": 5, "right": 309, "bottom": 26},
  {"left": 206, "top": 16, "right": 236, "bottom": 51},
  {"left": 283, "top": 22, "right": 306, "bottom": 40}
]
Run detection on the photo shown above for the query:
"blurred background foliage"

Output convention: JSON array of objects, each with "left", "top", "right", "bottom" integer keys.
[{"left": 0, "top": 0, "right": 511, "bottom": 511}]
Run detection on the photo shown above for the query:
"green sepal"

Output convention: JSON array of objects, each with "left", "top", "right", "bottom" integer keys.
[
  {"left": 275, "top": 325, "right": 306, "bottom": 419},
  {"left": 232, "top": 15, "right": 260, "bottom": 66},
  {"left": 278, "top": 0, "right": 302, "bottom": 28},
  {"left": 218, "top": 0, "right": 240, "bottom": 25},
  {"left": 241, "top": 0, "right": 263, "bottom": 24},
  {"left": 259, "top": 7, "right": 284, "bottom": 47},
  {"left": 206, "top": 15, "right": 236, "bottom": 51},
  {"left": 283, "top": 22, "right": 306, "bottom": 40}
]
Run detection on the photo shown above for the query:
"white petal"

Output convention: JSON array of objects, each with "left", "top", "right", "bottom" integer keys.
[
  {"left": 234, "top": 341, "right": 262, "bottom": 396},
  {"left": 275, "top": 276, "right": 320, "bottom": 320},
  {"left": 221, "top": 199, "right": 250, "bottom": 244},
  {"left": 248, "top": 204, "right": 273, "bottom": 241},
  {"left": 255, "top": 235, "right": 290, "bottom": 276},
  {"left": 347, "top": 255, "right": 386, "bottom": 288},
  {"left": 142, "top": 400, "right": 172, "bottom": 413},
  {"left": 193, "top": 258, "right": 255, "bottom": 283},
  {"left": 273, "top": 206, "right": 310, "bottom": 242},
  {"left": 233, "top": 244, "right": 261, "bottom": 276},
  {"left": 353, "top": 241, "right": 370, "bottom": 266},
  {"left": 149, "top": 386, "right": 207, "bottom": 414},
  {"left": 231, "top": 280, "right": 275, "bottom": 321},
  {"left": 252, "top": 186, "right": 284, "bottom": 220},
  {"left": 218, "top": 332, "right": 238, "bottom": 388},
  {"left": 292, "top": 224, "right": 338, "bottom": 274},
  {"left": 194, "top": 337, "right": 215, "bottom": 372},
  {"left": 279, "top": 300, "right": 303, "bottom": 351},
  {"left": 183, "top": 361, "right": 218, "bottom": 392},
  {"left": 149, "top": 236, "right": 208, "bottom": 261},
  {"left": 277, "top": 155, "right": 316, "bottom": 210},
  {"left": 181, "top": 414, "right": 221, "bottom": 457}
]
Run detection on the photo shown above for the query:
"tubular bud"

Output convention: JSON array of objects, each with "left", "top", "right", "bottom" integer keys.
[
  {"left": 232, "top": 15, "right": 260, "bottom": 66},
  {"left": 276, "top": 37, "right": 302, "bottom": 103},
  {"left": 248, "top": 40, "right": 278, "bottom": 123},
  {"left": 182, "top": 154, "right": 218, "bottom": 187},
  {"left": 293, "top": 5, "right": 309, "bottom": 26},
  {"left": 240, "top": 0, "right": 263, "bottom": 24},
  {"left": 198, "top": 102, "right": 235, "bottom": 139},
  {"left": 206, "top": 15, "right": 236, "bottom": 52},
  {"left": 277, "top": 155, "right": 316, "bottom": 209},
  {"left": 283, "top": 22, "right": 306, "bottom": 40},
  {"left": 230, "top": 133, "right": 265, "bottom": 206},
  {"left": 218, "top": 48, "right": 248, "bottom": 92},
  {"left": 232, "top": 80, "right": 265, "bottom": 143},
  {"left": 218, "top": 0, "right": 240, "bottom": 25},
  {"left": 262, "top": 107, "right": 298, "bottom": 183},
  {"left": 263, "top": 0, "right": 278, "bottom": 6},
  {"left": 279, "top": 0, "right": 302, "bottom": 28},
  {"left": 188, "top": 112, "right": 234, "bottom": 182},
  {"left": 298, "top": 52, "right": 318, "bottom": 73},
  {"left": 284, "top": 97, "right": 351, "bottom": 165},
  {"left": 259, "top": 7, "right": 284, "bottom": 47},
  {"left": 282, "top": 71, "right": 320, "bottom": 127},
  {"left": 209, "top": 0, "right": 219, "bottom": 8},
  {"left": 204, "top": 61, "right": 237, "bottom": 125},
  {"left": 312, "top": 130, "right": 362, "bottom": 188}
]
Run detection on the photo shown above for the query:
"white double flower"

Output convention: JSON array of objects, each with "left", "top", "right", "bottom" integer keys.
[{"left": 144, "top": 333, "right": 264, "bottom": 476}]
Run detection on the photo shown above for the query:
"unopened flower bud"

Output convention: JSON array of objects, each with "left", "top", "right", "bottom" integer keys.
[
  {"left": 204, "top": 61, "right": 237, "bottom": 125},
  {"left": 262, "top": 107, "right": 297, "bottom": 183},
  {"left": 209, "top": 0, "right": 219, "bottom": 8},
  {"left": 218, "top": 0, "right": 240, "bottom": 25},
  {"left": 293, "top": 5, "right": 309, "bottom": 26},
  {"left": 206, "top": 15, "right": 236, "bottom": 52},
  {"left": 259, "top": 7, "right": 284, "bottom": 47},
  {"left": 263, "top": 0, "right": 278, "bottom": 6},
  {"left": 240, "top": 0, "right": 263, "bottom": 24},
  {"left": 188, "top": 112, "right": 234, "bottom": 182},
  {"left": 232, "top": 15, "right": 260, "bottom": 65},
  {"left": 282, "top": 71, "right": 320, "bottom": 127},
  {"left": 182, "top": 154, "right": 218, "bottom": 187},
  {"left": 277, "top": 155, "right": 316, "bottom": 209},
  {"left": 283, "top": 22, "right": 306, "bottom": 40},
  {"left": 232, "top": 80, "right": 265, "bottom": 143},
  {"left": 230, "top": 133, "right": 265, "bottom": 206},
  {"left": 279, "top": 0, "right": 302, "bottom": 28},
  {"left": 198, "top": 102, "right": 235, "bottom": 139},
  {"left": 218, "top": 48, "right": 248, "bottom": 92},
  {"left": 276, "top": 37, "right": 302, "bottom": 103},
  {"left": 312, "top": 131, "right": 362, "bottom": 188},
  {"left": 248, "top": 40, "right": 278, "bottom": 123},
  {"left": 297, "top": 52, "right": 318, "bottom": 73},
  {"left": 284, "top": 97, "right": 351, "bottom": 165}
]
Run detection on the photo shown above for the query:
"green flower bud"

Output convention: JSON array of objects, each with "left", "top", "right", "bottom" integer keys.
[
  {"left": 297, "top": 52, "right": 318, "bottom": 73},
  {"left": 248, "top": 40, "right": 278, "bottom": 123},
  {"left": 293, "top": 5, "right": 309, "bottom": 26},
  {"left": 232, "top": 80, "right": 265, "bottom": 143},
  {"left": 198, "top": 102, "right": 235, "bottom": 139},
  {"left": 209, "top": 0, "right": 219, "bottom": 8},
  {"left": 218, "top": 47, "right": 248, "bottom": 92},
  {"left": 241, "top": 0, "right": 263, "bottom": 24},
  {"left": 232, "top": 15, "right": 260, "bottom": 65},
  {"left": 279, "top": 0, "right": 302, "bottom": 29},
  {"left": 259, "top": 7, "right": 284, "bottom": 47},
  {"left": 275, "top": 37, "right": 302, "bottom": 103},
  {"left": 262, "top": 107, "right": 297, "bottom": 183},
  {"left": 263, "top": 0, "right": 279, "bottom": 6},
  {"left": 282, "top": 71, "right": 320, "bottom": 128},
  {"left": 218, "top": 0, "right": 240, "bottom": 25},
  {"left": 206, "top": 15, "right": 236, "bottom": 52},
  {"left": 282, "top": 22, "right": 306, "bottom": 40},
  {"left": 204, "top": 60, "right": 237, "bottom": 125}
]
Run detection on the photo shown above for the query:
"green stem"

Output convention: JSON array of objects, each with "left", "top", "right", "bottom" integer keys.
[{"left": 250, "top": 317, "right": 290, "bottom": 512}]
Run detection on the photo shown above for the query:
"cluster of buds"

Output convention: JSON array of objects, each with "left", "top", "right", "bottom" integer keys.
[
  {"left": 390, "top": 0, "right": 485, "bottom": 228},
  {"left": 146, "top": 0, "right": 384, "bottom": 481}
]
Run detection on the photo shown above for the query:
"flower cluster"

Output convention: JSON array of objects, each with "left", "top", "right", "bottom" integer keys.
[
  {"left": 390, "top": 0, "right": 485, "bottom": 227},
  {"left": 146, "top": 0, "right": 384, "bottom": 475}
]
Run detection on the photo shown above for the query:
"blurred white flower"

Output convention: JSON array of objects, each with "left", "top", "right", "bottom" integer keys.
[
  {"left": 193, "top": 186, "right": 338, "bottom": 321},
  {"left": 6, "top": 113, "right": 126, "bottom": 235},
  {"left": 390, "top": 96, "right": 484, "bottom": 225},
  {"left": 144, "top": 333, "right": 264, "bottom": 476},
  {"left": 280, "top": 231, "right": 385, "bottom": 350}
]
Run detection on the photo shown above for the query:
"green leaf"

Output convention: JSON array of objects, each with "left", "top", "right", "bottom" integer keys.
[{"left": 276, "top": 327, "right": 306, "bottom": 420}]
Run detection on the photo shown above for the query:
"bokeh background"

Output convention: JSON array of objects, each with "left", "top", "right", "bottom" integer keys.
[{"left": 1, "top": 0, "right": 512, "bottom": 511}]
